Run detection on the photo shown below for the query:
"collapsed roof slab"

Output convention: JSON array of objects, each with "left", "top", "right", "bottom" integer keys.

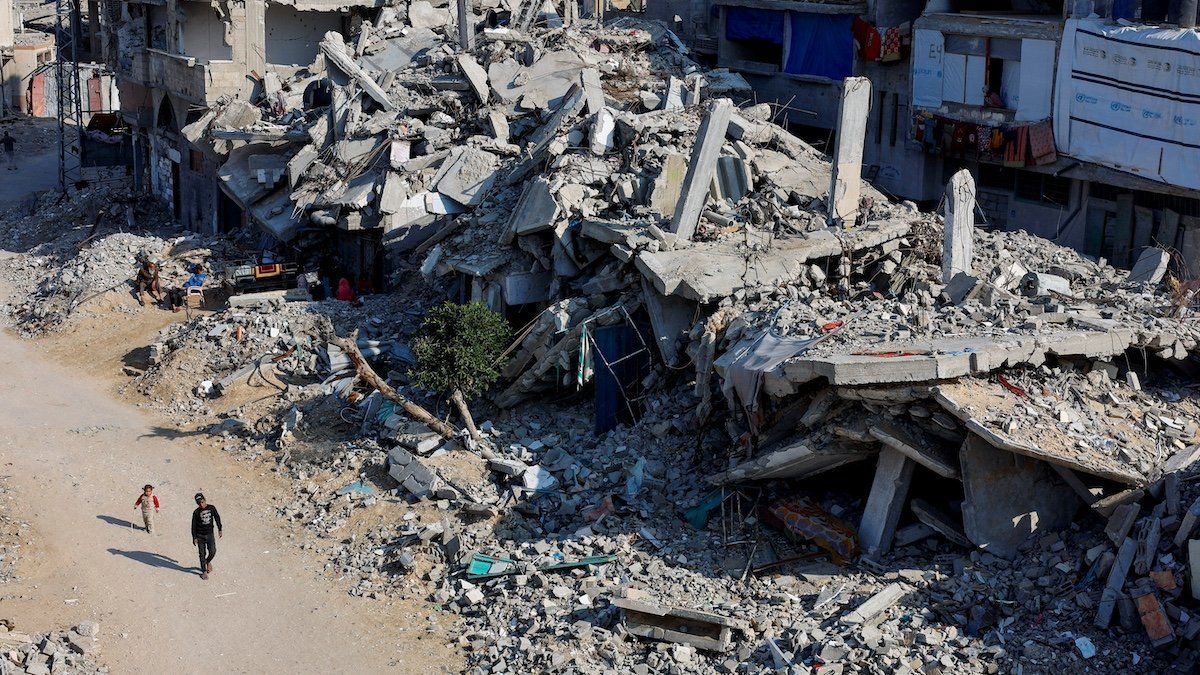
[
  {"left": 932, "top": 378, "right": 1150, "bottom": 485},
  {"left": 710, "top": 439, "right": 877, "bottom": 485},
  {"left": 769, "top": 326, "right": 1140, "bottom": 391},
  {"left": 636, "top": 220, "right": 909, "bottom": 303}
]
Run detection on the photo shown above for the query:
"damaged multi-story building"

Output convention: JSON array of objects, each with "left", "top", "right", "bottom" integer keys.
[
  {"left": 608, "top": 0, "right": 1200, "bottom": 276},
  {"left": 98, "top": 0, "right": 377, "bottom": 233}
]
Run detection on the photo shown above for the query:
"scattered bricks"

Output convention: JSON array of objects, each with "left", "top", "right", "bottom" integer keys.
[
  {"left": 1149, "top": 570, "right": 1177, "bottom": 592},
  {"left": 1131, "top": 586, "right": 1175, "bottom": 647}
]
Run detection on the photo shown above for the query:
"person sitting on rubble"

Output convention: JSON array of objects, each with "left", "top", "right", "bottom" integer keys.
[
  {"left": 135, "top": 260, "right": 162, "bottom": 306},
  {"left": 167, "top": 263, "right": 208, "bottom": 312}
]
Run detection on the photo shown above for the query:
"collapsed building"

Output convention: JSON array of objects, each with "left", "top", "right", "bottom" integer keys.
[{"left": 60, "top": 2, "right": 1200, "bottom": 671}]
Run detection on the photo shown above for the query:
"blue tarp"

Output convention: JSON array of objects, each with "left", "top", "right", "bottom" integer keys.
[
  {"left": 725, "top": 7, "right": 785, "bottom": 45},
  {"left": 784, "top": 12, "right": 853, "bottom": 80}
]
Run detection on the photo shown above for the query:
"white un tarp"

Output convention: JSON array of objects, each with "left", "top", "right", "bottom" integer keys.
[{"left": 1054, "top": 19, "right": 1200, "bottom": 190}]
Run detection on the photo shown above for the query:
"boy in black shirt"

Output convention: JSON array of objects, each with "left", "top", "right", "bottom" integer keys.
[{"left": 191, "top": 493, "right": 223, "bottom": 580}]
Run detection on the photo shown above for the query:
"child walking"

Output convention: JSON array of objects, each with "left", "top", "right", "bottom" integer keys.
[{"left": 134, "top": 484, "right": 160, "bottom": 533}]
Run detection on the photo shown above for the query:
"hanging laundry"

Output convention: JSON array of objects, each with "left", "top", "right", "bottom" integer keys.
[
  {"left": 1028, "top": 120, "right": 1057, "bottom": 166},
  {"left": 852, "top": 17, "right": 881, "bottom": 61},
  {"left": 881, "top": 26, "right": 902, "bottom": 63},
  {"left": 1003, "top": 126, "right": 1028, "bottom": 167}
]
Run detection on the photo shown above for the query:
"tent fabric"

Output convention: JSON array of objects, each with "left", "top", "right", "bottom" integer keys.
[
  {"left": 784, "top": 13, "right": 853, "bottom": 80},
  {"left": 1053, "top": 18, "right": 1200, "bottom": 190},
  {"left": 725, "top": 7, "right": 785, "bottom": 45}
]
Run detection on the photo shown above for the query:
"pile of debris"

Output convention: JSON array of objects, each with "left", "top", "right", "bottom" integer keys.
[
  {"left": 91, "top": 4, "right": 1200, "bottom": 672},
  {"left": 0, "top": 189, "right": 228, "bottom": 336},
  {"left": 0, "top": 620, "right": 106, "bottom": 675}
]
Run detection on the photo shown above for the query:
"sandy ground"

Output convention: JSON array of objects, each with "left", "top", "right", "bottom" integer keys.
[
  {"left": 0, "top": 279, "right": 463, "bottom": 672},
  {"left": 0, "top": 118, "right": 63, "bottom": 205}
]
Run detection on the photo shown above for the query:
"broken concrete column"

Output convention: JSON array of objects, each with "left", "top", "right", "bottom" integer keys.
[
  {"left": 321, "top": 32, "right": 395, "bottom": 112},
  {"left": 826, "top": 77, "right": 871, "bottom": 227},
  {"left": 942, "top": 169, "right": 976, "bottom": 283},
  {"left": 669, "top": 98, "right": 733, "bottom": 241},
  {"left": 857, "top": 447, "right": 915, "bottom": 559}
]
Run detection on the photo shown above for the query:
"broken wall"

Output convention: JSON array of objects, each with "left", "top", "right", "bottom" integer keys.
[
  {"left": 179, "top": 0, "right": 234, "bottom": 62},
  {"left": 265, "top": 3, "right": 343, "bottom": 67}
]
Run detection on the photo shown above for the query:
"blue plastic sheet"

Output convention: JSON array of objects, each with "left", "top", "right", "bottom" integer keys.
[
  {"left": 724, "top": 7, "right": 785, "bottom": 44},
  {"left": 784, "top": 12, "right": 853, "bottom": 80}
]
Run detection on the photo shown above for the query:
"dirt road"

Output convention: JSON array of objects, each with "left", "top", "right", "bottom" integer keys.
[{"left": 0, "top": 326, "right": 458, "bottom": 673}]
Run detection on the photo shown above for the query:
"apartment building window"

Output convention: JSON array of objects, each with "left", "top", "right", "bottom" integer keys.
[
  {"left": 942, "top": 35, "right": 1020, "bottom": 109},
  {"left": 189, "top": 149, "right": 204, "bottom": 173}
]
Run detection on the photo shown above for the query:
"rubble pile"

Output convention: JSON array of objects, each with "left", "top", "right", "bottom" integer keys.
[
  {"left": 0, "top": 189, "right": 222, "bottom": 335},
  {"left": 33, "top": 4, "right": 1200, "bottom": 673},
  {"left": 0, "top": 620, "right": 106, "bottom": 675}
]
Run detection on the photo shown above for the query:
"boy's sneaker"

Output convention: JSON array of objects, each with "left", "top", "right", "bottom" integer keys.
[{"left": 200, "top": 572, "right": 209, "bottom": 580}]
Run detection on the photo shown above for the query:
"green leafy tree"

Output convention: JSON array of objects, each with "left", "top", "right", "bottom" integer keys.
[{"left": 412, "top": 301, "right": 511, "bottom": 443}]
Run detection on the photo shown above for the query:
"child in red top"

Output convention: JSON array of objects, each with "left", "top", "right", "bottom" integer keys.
[{"left": 134, "top": 484, "right": 160, "bottom": 534}]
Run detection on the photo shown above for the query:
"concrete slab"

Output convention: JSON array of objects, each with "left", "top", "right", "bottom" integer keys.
[
  {"left": 457, "top": 54, "right": 490, "bottom": 103},
  {"left": 503, "top": 176, "right": 559, "bottom": 242},
  {"left": 641, "top": 279, "right": 695, "bottom": 367},
  {"left": 933, "top": 379, "right": 1148, "bottom": 485},
  {"left": 869, "top": 420, "right": 959, "bottom": 479},
  {"left": 1096, "top": 537, "right": 1136, "bottom": 627},
  {"left": 1129, "top": 247, "right": 1169, "bottom": 284},
  {"left": 649, "top": 153, "right": 688, "bottom": 217},
  {"left": 910, "top": 498, "right": 973, "bottom": 548},
  {"left": 710, "top": 440, "right": 876, "bottom": 484},
  {"left": 960, "top": 434, "right": 1078, "bottom": 558},
  {"left": 434, "top": 146, "right": 498, "bottom": 208}
]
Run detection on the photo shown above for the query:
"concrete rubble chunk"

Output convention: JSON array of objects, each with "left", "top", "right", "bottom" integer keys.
[
  {"left": 388, "top": 447, "right": 439, "bottom": 499},
  {"left": 503, "top": 176, "right": 559, "bottom": 243},
  {"left": 434, "top": 147, "right": 499, "bottom": 208},
  {"left": 320, "top": 32, "right": 395, "bottom": 112},
  {"left": 1129, "top": 247, "right": 1169, "bottom": 284},
  {"left": 649, "top": 153, "right": 688, "bottom": 218},
  {"left": 959, "top": 435, "right": 1079, "bottom": 558},
  {"left": 612, "top": 597, "right": 733, "bottom": 652},
  {"left": 910, "top": 498, "right": 973, "bottom": 549},
  {"left": 456, "top": 54, "right": 490, "bottom": 103},
  {"left": 1096, "top": 537, "right": 1137, "bottom": 628},
  {"left": 839, "top": 583, "right": 908, "bottom": 625},
  {"left": 869, "top": 420, "right": 959, "bottom": 479},
  {"left": 669, "top": 99, "right": 733, "bottom": 241}
]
